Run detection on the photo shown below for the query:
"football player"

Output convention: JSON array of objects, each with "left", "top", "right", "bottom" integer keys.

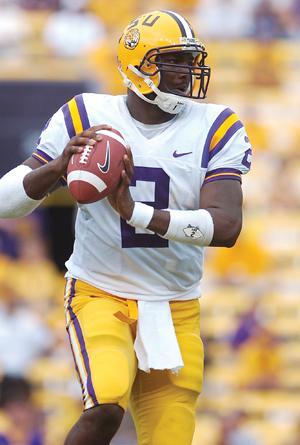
[{"left": 0, "top": 10, "right": 252, "bottom": 445}]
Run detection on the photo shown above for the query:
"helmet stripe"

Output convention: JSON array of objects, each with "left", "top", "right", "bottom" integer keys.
[
  {"left": 186, "top": 19, "right": 196, "bottom": 38},
  {"left": 164, "top": 10, "right": 194, "bottom": 39}
]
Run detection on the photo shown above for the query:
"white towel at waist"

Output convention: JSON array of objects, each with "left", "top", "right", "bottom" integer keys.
[{"left": 134, "top": 300, "right": 184, "bottom": 373}]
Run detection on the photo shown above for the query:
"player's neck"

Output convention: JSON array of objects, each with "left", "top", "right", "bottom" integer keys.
[{"left": 126, "top": 91, "right": 174, "bottom": 125}]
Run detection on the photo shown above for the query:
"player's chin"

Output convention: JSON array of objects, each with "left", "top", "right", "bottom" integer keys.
[
  {"left": 160, "top": 83, "right": 190, "bottom": 96},
  {"left": 169, "top": 84, "right": 191, "bottom": 96}
]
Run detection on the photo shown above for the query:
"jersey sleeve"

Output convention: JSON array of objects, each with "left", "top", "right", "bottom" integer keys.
[
  {"left": 202, "top": 107, "right": 252, "bottom": 186},
  {"left": 32, "top": 94, "right": 91, "bottom": 185}
]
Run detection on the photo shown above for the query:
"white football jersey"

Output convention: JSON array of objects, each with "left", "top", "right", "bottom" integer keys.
[{"left": 33, "top": 94, "right": 251, "bottom": 301}]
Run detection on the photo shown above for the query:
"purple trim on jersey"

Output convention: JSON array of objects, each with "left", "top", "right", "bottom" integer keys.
[
  {"left": 32, "top": 149, "right": 67, "bottom": 186},
  {"left": 65, "top": 280, "right": 85, "bottom": 402},
  {"left": 62, "top": 103, "right": 76, "bottom": 139},
  {"left": 205, "top": 167, "right": 242, "bottom": 177},
  {"left": 203, "top": 167, "right": 242, "bottom": 185},
  {"left": 204, "top": 174, "right": 242, "bottom": 184},
  {"left": 31, "top": 153, "right": 46, "bottom": 164},
  {"left": 75, "top": 94, "right": 90, "bottom": 130},
  {"left": 201, "top": 108, "right": 234, "bottom": 168},
  {"left": 67, "top": 278, "right": 98, "bottom": 407},
  {"left": 32, "top": 148, "right": 53, "bottom": 163},
  {"left": 209, "top": 120, "right": 243, "bottom": 161},
  {"left": 62, "top": 95, "right": 90, "bottom": 139}
]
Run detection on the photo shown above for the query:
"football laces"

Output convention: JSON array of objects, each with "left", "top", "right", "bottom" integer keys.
[{"left": 79, "top": 145, "right": 92, "bottom": 164}]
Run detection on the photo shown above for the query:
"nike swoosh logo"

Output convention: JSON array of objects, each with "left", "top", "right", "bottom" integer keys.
[
  {"left": 97, "top": 140, "right": 111, "bottom": 173},
  {"left": 173, "top": 150, "right": 192, "bottom": 158}
]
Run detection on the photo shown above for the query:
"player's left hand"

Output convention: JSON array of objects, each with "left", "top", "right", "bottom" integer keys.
[{"left": 108, "top": 146, "right": 135, "bottom": 220}]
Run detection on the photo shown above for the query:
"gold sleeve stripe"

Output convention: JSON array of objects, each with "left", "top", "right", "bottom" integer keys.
[
  {"left": 206, "top": 172, "right": 241, "bottom": 180},
  {"left": 203, "top": 168, "right": 242, "bottom": 184},
  {"left": 209, "top": 113, "right": 239, "bottom": 152},
  {"left": 32, "top": 151, "right": 67, "bottom": 184},
  {"left": 201, "top": 108, "right": 243, "bottom": 168},
  {"left": 32, "top": 153, "right": 49, "bottom": 164},
  {"left": 68, "top": 97, "right": 84, "bottom": 134},
  {"left": 62, "top": 94, "right": 91, "bottom": 138}
]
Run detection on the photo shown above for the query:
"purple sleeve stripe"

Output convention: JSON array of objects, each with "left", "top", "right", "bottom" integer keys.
[
  {"left": 75, "top": 94, "right": 90, "bottom": 130},
  {"left": 201, "top": 108, "right": 234, "bottom": 168},
  {"left": 32, "top": 151, "right": 67, "bottom": 185},
  {"left": 209, "top": 121, "right": 243, "bottom": 160},
  {"left": 34, "top": 148, "right": 53, "bottom": 162},
  {"left": 203, "top": 174, "right": 242, "bottom": 184},
  {"left": 62, "top": 103, "right": 76, "bottom": 139},
  {"left": 32, "top": 152, "right": 53, "bottom": 165},
  {"left": 67, "top": 279, "right": 98, "bottom": 406},
  {"left": 205, "top": 167, "right": 242, "bottom": 178},
  {"left": 32, "top": 153, "right": 47, "bottom": 165}
]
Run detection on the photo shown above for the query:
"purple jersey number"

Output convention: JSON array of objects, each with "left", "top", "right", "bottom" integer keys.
[
  {"left": 242, "top": 148, "right": 252, "bottom": 169},
  {"left": 121, "top": 166, "right": 170, "bottom": 248}
]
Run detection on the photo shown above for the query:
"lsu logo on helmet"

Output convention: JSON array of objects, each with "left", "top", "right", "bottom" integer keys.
[{"left": 124, "top": 28, "right": 140, "bottom": 50}]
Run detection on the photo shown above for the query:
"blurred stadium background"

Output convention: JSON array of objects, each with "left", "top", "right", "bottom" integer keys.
[{"left": 0, "top": 0, "right": 299, "bottom": 444}]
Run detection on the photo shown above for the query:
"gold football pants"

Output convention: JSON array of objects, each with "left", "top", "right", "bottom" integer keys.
[{"left": 64, "top": 278, "right": 204, "bottom": 445}]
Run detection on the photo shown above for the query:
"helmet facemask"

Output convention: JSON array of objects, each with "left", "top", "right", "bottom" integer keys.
[{"left": 140, "top": 44, "right": 211, "bottom": 100}]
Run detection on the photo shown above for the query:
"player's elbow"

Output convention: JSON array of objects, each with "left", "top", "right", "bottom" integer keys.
[
  {"left": 212, "top": 215, "right": 242, "bottom": 247},
  {"left": 224, "top": 233, "right": 239, "bottom": 247},
  {"left": 223, "top": 217, "right": 242, "bottom": 247}
]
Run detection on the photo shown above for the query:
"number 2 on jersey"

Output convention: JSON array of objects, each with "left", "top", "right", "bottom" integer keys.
[{"left": 121, "top": 166, "right": 170, "bottom": 248}]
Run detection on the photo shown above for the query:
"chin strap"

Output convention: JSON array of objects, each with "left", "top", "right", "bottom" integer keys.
[{"left": 118, "top": 65, "right": 188, "bottom": 115}]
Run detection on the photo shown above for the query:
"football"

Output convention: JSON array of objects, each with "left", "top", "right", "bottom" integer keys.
[{"left": 67, "top": 128, "right": 127, "bottom": 204}]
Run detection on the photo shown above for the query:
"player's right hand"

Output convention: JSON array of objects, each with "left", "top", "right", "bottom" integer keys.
[
  {"left": 54, "top": 124, "right": 113, "bottom": 176},
  {"left": 107, "top": 146, "right": 135, "bottom": 221}
]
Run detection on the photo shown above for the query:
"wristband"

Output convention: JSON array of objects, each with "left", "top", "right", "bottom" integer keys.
[
  {"left": 162, "top": 209, "right": 214, "bottom": 246},
  {"left": 127, "top": 202, "right": 154, "bottom": 229}
]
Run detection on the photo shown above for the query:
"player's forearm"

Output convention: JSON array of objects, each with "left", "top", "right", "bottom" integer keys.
[
  {"left": 127, "top": 203, "right": 214, "bottom": 247},
  {"left": 141, "top": 205, "right": 240, "bottom": 247},
  {"left": 23, "top": 158, "right": 65, "bottom": 200},
  {"left": 147, "top": 209, "right": 170, "bottom": 235},
  {"left": 126, "top": 204, "right": 170, "bottom": 235},
  {"left": 114, "top": 166, "right": 240, "bottom": 248},
  {"left": 198, "top": 180, "right": 243, "bottom": 247}
]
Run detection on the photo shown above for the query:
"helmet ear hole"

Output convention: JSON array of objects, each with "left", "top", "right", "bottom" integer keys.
[{"left": 140, "top": 57, "right": 157, "bottom": 77}]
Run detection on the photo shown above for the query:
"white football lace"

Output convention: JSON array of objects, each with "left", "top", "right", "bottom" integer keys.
[{"left": 79, "top": 145, "right": 92, "bottom": 164}]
